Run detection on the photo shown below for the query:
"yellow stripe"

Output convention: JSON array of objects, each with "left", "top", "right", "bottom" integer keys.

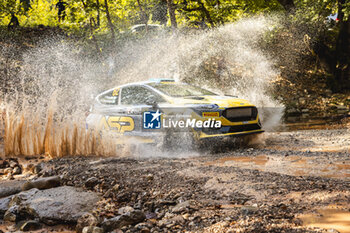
[{"left": 199, "top": 129, "right": 264, "bottom": 139}]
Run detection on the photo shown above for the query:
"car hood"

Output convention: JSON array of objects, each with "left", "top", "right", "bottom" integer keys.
[{"left": 167, "top": 95, "right": 254, "bottom": 108}]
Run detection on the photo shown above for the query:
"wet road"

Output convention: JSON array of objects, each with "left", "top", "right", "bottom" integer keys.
[{"left": 0, "top": 122, "right": 349, "bottom": 232}]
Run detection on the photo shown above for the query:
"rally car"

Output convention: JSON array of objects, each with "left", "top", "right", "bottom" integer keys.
[{"left": 86, "top": 79, "right": 263, "bottom": 145}]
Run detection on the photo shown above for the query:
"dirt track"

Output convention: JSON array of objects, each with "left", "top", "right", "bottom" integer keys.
[{"left": 1, "top": 124, "right": 350, "bottom": 232}]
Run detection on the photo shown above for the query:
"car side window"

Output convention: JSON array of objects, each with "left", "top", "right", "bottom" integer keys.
[
  {"left": 120, "top": 86, "right": 165, "bottom": 105},
  {"left": 98, "top": 89, "right": 119, "bottom": 105}
]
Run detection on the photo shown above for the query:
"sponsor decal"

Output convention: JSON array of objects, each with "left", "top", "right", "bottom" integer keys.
[
  {"left": 143, "top": 110, "right": 162, "bottom": 129},
  {"left": 143, "top": 110, "right": 221, "bottom": 129},
  {"left": 202, "top": 112, "right": 219, "bottom": 117},
  {"left": 163, "top": 118, "right": 221, "bottom": 128},
  {"left": 99, "top": 116, "right": 134, "bottom": 132},
  {"left": 112, "top": 88, "right": 119, "bottom": 96}
]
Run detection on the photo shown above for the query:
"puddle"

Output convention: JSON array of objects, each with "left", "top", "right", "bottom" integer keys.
[
  {"left": 336, "top": 164, "right": 350, "bottom": 170},
  {"left": 324, "top": 173, "right": 350, "bottom": 178},
  {"left": 207, "top": 155, "right": 350, "bottom": 179},
  {"left": 300, "top": 207, "right": 350, "bottom": 233},
  {"left": 206, "top": 155, "right": 268, "bottom": 166},
  {"left": 281, "top": 116, "right": 349, "bottom": 131},
  {"left": 219, "top": 204, "right": 244, "bottom": 209}
]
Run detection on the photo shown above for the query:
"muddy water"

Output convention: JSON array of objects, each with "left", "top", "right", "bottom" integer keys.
[
  {"left": 279, "top": 115, "right": 349, "bottom": 131},
  {"left": 203, "top": 125, "right": 349, "bottom": 232},
  {"left": 206, "top": 155, "right": 268, "bottom": 166},
  {"left": 299, "top": 207, "right": 350, "bottom": 233},
  {"left": 208, "top": 155, "right": 350, "bottom": 179}
]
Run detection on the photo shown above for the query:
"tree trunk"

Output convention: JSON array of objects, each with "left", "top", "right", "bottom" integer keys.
[
  {"left": 276, "top": 0, "right": 295, "bottom": 12},
  {"left": 167, "top": 0, "right": 177, "bottom": 30},
  {"left": 334, "top": 18, "right": 350, "bottom": 91},
  {"left": 81, "top": 0, "right": 101, "bottom": 55},
  {"left": 96, "top": 0, "right": 100, "bottom": 27},
  {"left": 136, "top": 0, "right": 148, "bottom": 31},
  {"left": 89, "top": 18, "right": 101, "bottom": 56},
  {"left": 104, "top": 0, "right": 115, "bottom": 44},
  {"left": 197, "top": 0, "right": 214, "bottom": 27}
]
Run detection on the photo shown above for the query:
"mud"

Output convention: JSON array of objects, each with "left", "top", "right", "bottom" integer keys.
[{"left": 0, "top": 125, "right": 350, "bottom": 232}]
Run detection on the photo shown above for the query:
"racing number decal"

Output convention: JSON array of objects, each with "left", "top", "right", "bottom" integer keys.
[
  {"left": 112, "top": 89, "right": 119, "bottom": 96},
  {"left": 99, "top": 116, "right": 134, "bottom": 133}
]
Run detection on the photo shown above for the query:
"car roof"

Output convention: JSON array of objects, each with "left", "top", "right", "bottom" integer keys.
[
  {"left": 130, "top": 24, "right": 161, "bottom": 29},
  {"left": 96, "top": 79, "right": 179, "bottom": 101},
  {"left": 114, "top": 79, "right": 181, "bottom": 89}
]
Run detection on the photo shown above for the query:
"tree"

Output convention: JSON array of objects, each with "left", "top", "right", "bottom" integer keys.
[
  {"left": 167, "top": 0, "right": 177, "bottom": 29},
  {"left": 276, "top": 0, "right": 350, "bottom": 92},
  {"left": 104, "top": 0, "right": 116, "bottom": 43},
  {"left": 276, "top": 0, "right": 295, "bottom": 11},
  {"left": 334, "top": 0, "right": 350, "bottom": 91}
]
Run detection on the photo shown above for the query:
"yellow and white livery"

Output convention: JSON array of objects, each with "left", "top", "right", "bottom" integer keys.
[{"left": 86, "top": 79, "right": 263, "bottom": 144}]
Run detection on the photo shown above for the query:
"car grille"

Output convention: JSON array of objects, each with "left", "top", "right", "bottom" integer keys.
[
  {"left": 223, "top": 107, "right": 258, "bottom": 122},
  {"left": 227, "top": 123, "right": 261, "bottom": 133},
  {"left": 201, "top": 123, "right": 261, "bottom": 135}
]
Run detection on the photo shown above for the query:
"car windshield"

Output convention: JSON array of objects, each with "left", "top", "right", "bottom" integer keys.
[{"left": 148, "top": 83, "right": 217, "bottom": 97}]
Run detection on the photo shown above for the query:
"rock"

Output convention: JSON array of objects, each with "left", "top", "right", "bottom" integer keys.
[
  {"left": 82, "top": 226, "right": 104, "bottom": 233},
  {"left": 8, "top": 160, "right": 18, "bottom": 168},
  {"left": 146, "top": 174, "right": 154, "bottom": 181},
  {"left": 135, "top": 222, "right": 151, "bottom": 229},
  {"left": 301, "top": 109, "right": 309, "bottom": 113},
  {"left": 4, "top": 168, "right": 12, "bottom": 175},
  {"left": 145, "top": 212, "right": 157, "bottom": 219},
  {"left": 12, "top": 166, "right": 22, "bottom": 175},
  {"left": 327, "top": 229, "right": 340, "bottom": 233},
  {"left": 0, "top": 180, "right": 26, "bottom": 198},
  {"left": 3, "top": 205, "right": 18, "bottom": 222},
  {"left": 133, "top": 200, "right": 142, "bottom": 209},
  {"left": 135, "top": 223, "right": 150, "bottom": 233},
  {"left": 157, "top": 199, "right": 176, "bottom": 206},
  {"left": 0, "top": 159, "right": 9, "bottom": 169},
  {"left": 240, "top": 206, "right": 258, "bottom": 215},
  {"left": 112, "top": 184, "right": 120, "bottom": 191},
  {"left": 172, "top": 200, "right": 195, "bottom": 214},
  {"left": 169, "top": 215, "right": 185, "bottom": 224},
  {"left": 286, "top": 108, "right": 299, "bottom": 114},
  {"left": 299, "top": 98, "right": 306, "bottom": 105},
  {"left": 85, "top": 177, "right": 99, "bottom": 189},
  {"left": 182, "top": 213, "right": 190, "bottom": 220},
  {"left": 22, "top": 176, "right": 61, "bottom": 191},
  {"left": 110, "top": 230, "right": 123, "bottom": 233},
  {"left": 336, "top": 104, "right": 347, "bottom": 109},
  {"left": 10, "top": 186, "right": 100, "bottom": 224},
  {"left": 20, "top": 220, "right": 41, "bottom": 231},
  {"left": 118, "top": 206, "right": 134, "bottom": 215},
  {"left": 24, "top": 164, "right": 35, "bottom": 173},
  {"left": 102, "top": 210, "right": 146, "bottom": 231},
  {"left": 0, "top": 196, "right": 11, "bottom": 218},
  {"left": 335, "top": 105, "right": 349, "bottom": 113},
  {"left": 76, "top": 213, "right": 99, "bottom": 233},
  {"left": 33, "top": 163, "right": 43, "bottom": 174}
]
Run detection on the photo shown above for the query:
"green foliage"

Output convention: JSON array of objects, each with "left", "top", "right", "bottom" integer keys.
[
  {"left": 173, "top": 0, "right": 283, "bottom": 28},
  {"left": 0, "top": 0, "right": 284, "bottom": 31},
  {"left": 1, "top": 0, "right": 349, "bottom": 33}
]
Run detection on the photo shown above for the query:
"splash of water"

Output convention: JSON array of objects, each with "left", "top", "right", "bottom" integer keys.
[{"left": 0, "top": 16, "right": 283, "bottom": 157}]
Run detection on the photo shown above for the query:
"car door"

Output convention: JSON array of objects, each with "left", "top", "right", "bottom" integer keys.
[
  {"left": 87, "top": 87, "right": 136, "bottom": 134},
  {"left": 119, "top": 85, "right": 166, "bottom": 133}
]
